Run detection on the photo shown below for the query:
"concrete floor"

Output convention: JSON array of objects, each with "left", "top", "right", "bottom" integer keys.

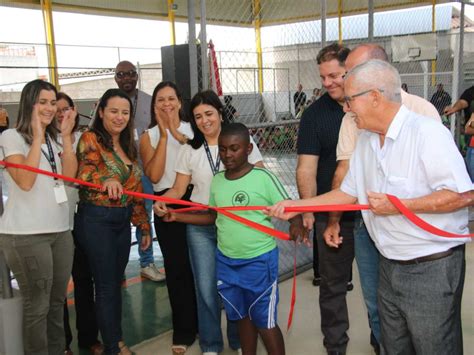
[{"left": 132, "top": 243, "right": 474, "bottom": 355}]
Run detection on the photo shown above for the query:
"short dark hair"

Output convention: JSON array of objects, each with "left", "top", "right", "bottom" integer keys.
[
  {"left": 220, "top": 122, "right": 250, "bottom": 145},
  {"left": 149, "top": 81, "right": 185, "bottom": 128},
  {"left": 188, "top": 90, "right": 224, "bottom": 149},
  {"left": 317, "top": 43, "right": 350, "bottom": 66},
  {"left": 56, "top": 92, "right": 80, "bottom": 132},
  {"left": 91, "top": 88, "right": 137, "bottom": 160}
]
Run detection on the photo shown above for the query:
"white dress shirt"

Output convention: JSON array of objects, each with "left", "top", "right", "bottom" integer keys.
[{"left": 341, "top": 105, "right": 471, "bottom": 260}]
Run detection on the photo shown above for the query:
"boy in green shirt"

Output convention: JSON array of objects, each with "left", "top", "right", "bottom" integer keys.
[{"left": 163, "top": 123, "right": 306, "bottom": 355}]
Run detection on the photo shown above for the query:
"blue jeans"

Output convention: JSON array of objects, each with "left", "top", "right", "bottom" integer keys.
[
  {"left": 354, "top": 216, "right": 381, "bottom": 344},
  {"left": 186, "top": 224, "right": 240, "bottom": 352},
  {"left": 74, "top": 204, "right": 132, "bottom": 355},
  {"left": 465, "top": 147, "right": 474, "bottom": 182},
  {"left": 136, "top": 175, "right": 154, "bottom": 267}
]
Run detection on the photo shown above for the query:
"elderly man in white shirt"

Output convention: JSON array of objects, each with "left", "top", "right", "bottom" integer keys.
[
  {"left": 323, "top": 44, "right": 442, "bottom": 353},
  {"left": 267, "top": 59, "right": 471, "bottom": 355}
]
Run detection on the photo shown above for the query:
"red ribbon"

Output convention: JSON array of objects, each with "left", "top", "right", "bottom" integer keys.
[
  {"left": 387, "top": 194, "right": 473, "bottom": 238},
  {"left": 1, "top": 160, "right": 472, "bottom": 331}
]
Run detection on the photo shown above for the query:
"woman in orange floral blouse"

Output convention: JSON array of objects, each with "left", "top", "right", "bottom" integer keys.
[{"left": 74, "top": 88, "right": 151, "bottom": 355}]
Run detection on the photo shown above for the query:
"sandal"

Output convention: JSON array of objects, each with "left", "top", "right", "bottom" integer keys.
[
  {"left": 171, "top": 344, "right": 187, "bottom": 355},
  {"left": 118, "top": 341, "right": 135, "bottom": 355}
]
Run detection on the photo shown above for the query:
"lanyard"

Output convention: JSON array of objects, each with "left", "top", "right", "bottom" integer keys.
[
  {"left": 203, "top": 140, "right": 220, "bottom": 175},
  {"left": 41, "top": 134, "right": 58, "bottom": 180}
]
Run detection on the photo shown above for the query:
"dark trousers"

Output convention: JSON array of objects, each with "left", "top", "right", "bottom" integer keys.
[
  {"left": 63, "top": 231, "right": 100, "bottom": 349},
  {"left": 313, "top": 228, "right": 320, "bottom": 279},
  {"left": 72, "top": 231, "right": 101, "bottom": 347},
  {"left": 154, "top": 190, "right": 197, "bottom": 346},
  {"left": 316, "top": 220, "right": 355, "bottom": 354},
  {"left": 74, "top": 204, "right": 132, "bottom": 355},
  {"left": 378, "top": 246, "right": 465, "bottom": 355}
]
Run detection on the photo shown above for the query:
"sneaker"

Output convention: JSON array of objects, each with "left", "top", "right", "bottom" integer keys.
[
  {"left": 347, "top": 281, "right": 354, "bottom": 292},
  {"left": 312, "top": 277, "right": 321, "bottom": 286},
  {"left": 203, "top": 353, "right": 218, "bottom": 355},
  {"left": 140, "top": 263, "right": 166, "bottom": 282}
]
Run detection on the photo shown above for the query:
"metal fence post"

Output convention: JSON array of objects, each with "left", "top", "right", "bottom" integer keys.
[{"left": 187, "top": 0, "right": 199, "bottom": 97}]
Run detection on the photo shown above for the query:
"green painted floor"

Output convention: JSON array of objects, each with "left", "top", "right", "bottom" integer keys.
[{"left": 66, "top": 243, "right": 171, "bottom": 354}]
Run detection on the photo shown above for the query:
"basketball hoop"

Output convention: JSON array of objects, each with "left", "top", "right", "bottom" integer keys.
[{"left": 408, "top": 47, "right": 421, "bottom": 60}]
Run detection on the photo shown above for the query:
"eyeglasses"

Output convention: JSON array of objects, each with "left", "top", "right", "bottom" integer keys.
[
  {"left": 343, "top": 88, "right": 384, "bottom": 108},
  {"left": 115, "top": 70, "right": 138, "bottom": 79},
  {"left": 57, "top": 107, "right": 71, "bottom": 115}
]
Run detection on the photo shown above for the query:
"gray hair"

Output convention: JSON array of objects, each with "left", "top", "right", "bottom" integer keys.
[{"left": 345, "top": 59, "right": 402, "bottom": 103}]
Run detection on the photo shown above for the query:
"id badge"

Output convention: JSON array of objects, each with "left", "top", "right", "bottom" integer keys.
[{"left": 54, "top": 183, "right": 68, "bottom": 204}]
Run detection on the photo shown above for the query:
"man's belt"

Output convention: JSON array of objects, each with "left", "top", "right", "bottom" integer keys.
[{"left": 391, "top": 245, "right": 464, "bottom": 265}]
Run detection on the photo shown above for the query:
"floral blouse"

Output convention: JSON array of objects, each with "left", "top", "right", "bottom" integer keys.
[{"left": 76, "top": 131, "right": 150, "bottom": 233}]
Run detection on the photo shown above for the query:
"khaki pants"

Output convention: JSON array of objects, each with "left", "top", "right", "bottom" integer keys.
[{"left": 0, "top": 231, "right": 73, "bottom": 355}]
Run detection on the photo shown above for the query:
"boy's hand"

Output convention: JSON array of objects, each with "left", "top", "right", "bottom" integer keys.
[
  {"left": 162, "top": 208, "right": 177, "bottom": 223},
  {"left": 289, "top": 215, "right": 310, "bottom": 246},
  {"left": 323, "top": 221, "right": 342, "bottom": 248}
]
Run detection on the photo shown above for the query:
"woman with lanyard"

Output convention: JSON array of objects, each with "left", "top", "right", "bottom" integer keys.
[
  {"left": 0, "top": 79, "right": 77, "bottom": 354},
  {"left": 74, "top": 88, "right": 151, "bottom": 355},
  {"left": 154, "top": 90, "right": 264, "bottom": 355}
]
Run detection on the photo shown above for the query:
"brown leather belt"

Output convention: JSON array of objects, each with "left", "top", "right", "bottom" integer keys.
[{"left": 392, "top": 245, "right": 463, "bottom": 265}]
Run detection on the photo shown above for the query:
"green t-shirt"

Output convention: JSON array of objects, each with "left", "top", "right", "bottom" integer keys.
[{"left": 209, "top": 167, "right": 290, "bottom": 259}]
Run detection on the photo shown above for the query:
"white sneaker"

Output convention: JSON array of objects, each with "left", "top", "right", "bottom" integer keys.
[
  {"left": 140, "top": 263, "right": 166, "bottom": 282},
  {"left": 202, "top": 352, "right": 218, "bottom": 355}
]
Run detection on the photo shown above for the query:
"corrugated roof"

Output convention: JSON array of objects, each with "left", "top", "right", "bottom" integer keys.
[{"left": 1, "top": 0, "right": 453, "bottom": 27}]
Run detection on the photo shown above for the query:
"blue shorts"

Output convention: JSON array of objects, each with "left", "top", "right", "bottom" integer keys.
[{"left": 216, "top": 247, "right": 279, "bottom": 329}]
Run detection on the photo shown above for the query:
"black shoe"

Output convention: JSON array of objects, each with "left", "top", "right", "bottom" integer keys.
[
  {"left": 327, "top": 351, "right": 345, "bottom": 355},
  {"left": 370, "top": 332, "right": 381, "bottom": 355},
  {"left": 373, "top": 344, "right": 381, "bottom": 355},
  {"left": 312, "top": 277, "right": 321, "bottom": 286},
  {"left": 347, "top": 281, "right": 354, "bottom": 291}
]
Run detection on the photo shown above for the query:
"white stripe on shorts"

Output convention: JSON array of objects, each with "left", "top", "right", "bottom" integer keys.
[
  {"left": 249, "top": 279, "right": 278, "bottom": 328},
  {"left": 267, "top": 281, "right": 277, "bottom": 328}
]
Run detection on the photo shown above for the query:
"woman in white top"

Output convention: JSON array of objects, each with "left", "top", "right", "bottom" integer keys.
[
  {"left": 154, "top": 90, "right": 263, "bottom": 355},
  {"left": 139, "top": 81, "right": 197, "bottom": 354},
  {"left": 0, "top": 79, "right": 77, "bottom": 354}
]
